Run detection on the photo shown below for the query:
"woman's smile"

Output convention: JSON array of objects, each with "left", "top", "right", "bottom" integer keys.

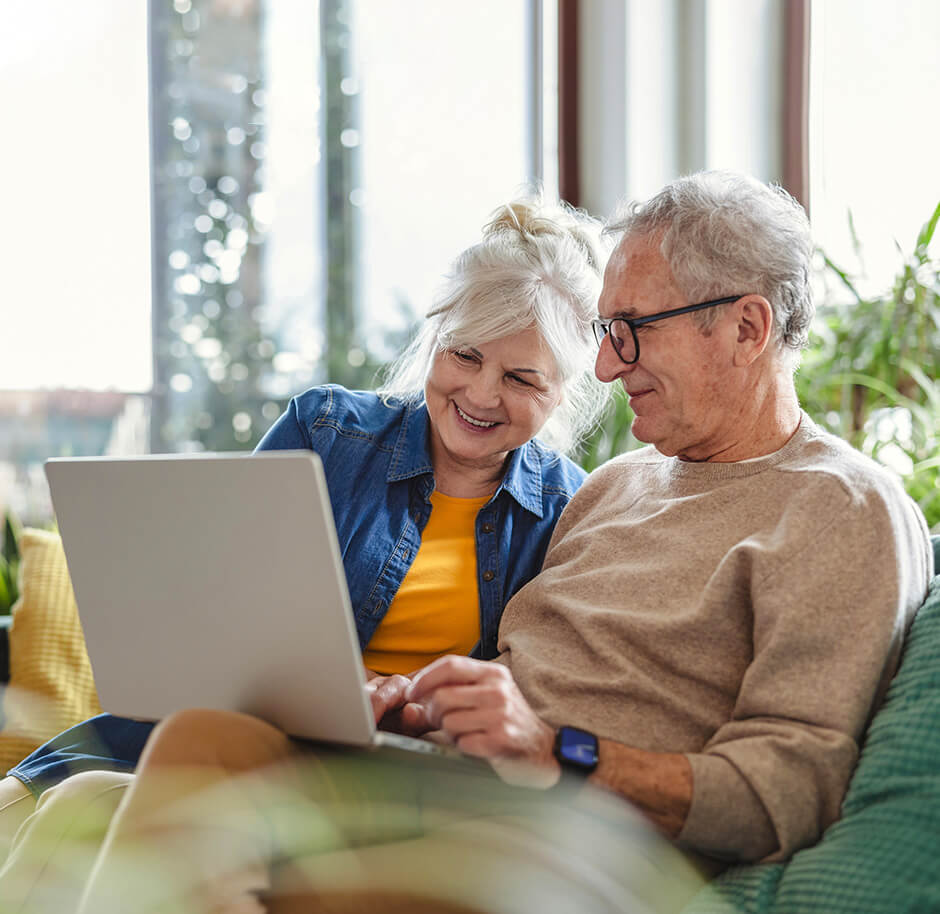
[{"left": 453, "top": 402, "right": 501, "bottom": 430}]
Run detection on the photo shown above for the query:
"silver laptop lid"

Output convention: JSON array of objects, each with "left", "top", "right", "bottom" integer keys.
[{"left": 44, "top": 451, "right": 377, "bottom": 746}]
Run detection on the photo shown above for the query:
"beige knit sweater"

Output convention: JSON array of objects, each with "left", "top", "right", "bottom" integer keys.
[{"left": 498, "top": 415, "right": 933, "bottom": 863}]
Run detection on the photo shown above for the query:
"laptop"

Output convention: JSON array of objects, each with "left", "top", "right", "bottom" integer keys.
[{"left": 44, "top": 451, "right": 460, "bottom": 759}]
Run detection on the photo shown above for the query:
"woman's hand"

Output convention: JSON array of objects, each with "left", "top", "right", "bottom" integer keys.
[{"left": 405, "top": 656, "right": 561, "bottom": 787}]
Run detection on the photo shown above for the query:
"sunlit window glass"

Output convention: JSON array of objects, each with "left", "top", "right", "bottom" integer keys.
[
  {"left": 1, "top": 2, "right": 151, "bottom": 392},
  {"left": 809, "top": 0, "right": 940, "bottom": 293},
  {"left": 354, "top": 0, "right": 545, "bottom": 367}
]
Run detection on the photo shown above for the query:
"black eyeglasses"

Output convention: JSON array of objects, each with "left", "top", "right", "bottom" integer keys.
[{"left": 591, "top": 295, "right": 743, "bottom": 365}]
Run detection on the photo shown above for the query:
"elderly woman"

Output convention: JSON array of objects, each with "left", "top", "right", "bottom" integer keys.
[
  {"left": 0, "top": 193, "right": 611, "bottom": 904},
  {"left": 259, "top": 195, "right": 608, "bottom": 676}
]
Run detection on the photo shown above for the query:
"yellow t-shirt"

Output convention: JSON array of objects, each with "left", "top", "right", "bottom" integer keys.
[{"left": 362, "top": 491, "right": 488, "bottom": 676}]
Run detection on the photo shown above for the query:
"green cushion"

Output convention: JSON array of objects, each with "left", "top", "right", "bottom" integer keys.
[{"left": 688, "top": 536, "right": 940, "bottom": 914}]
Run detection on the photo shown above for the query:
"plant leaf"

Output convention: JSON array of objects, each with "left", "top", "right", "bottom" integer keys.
[
  {"left": 1, "top": 512, "right": 20, "bottom": 564},
  {"left": 0, "top": 555, "right": 12, "bottom": 613},
  {"left": 821, "top": 254, "right": 863, "bottom": 302},
  {"left": 914, "top": 200, "right": 940, "bottom": 255}
]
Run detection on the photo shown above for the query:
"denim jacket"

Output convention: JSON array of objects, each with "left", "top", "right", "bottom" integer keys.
[
  {"left": 256, "top": 385, "right": 587, "bottom": 659},
  {"left": 8, "top": 385, "right": 586, "bottom": 795}
]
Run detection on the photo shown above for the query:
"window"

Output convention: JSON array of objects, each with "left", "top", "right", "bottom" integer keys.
[
  {"left": 1, "top": 0, "right": 556, "bottom": 524},
  {"left": 577, "top": 0, "right": 786, "bottom": 216},
  {"left": 355, "top": 1, "right": 542, "bottom": 362},
  {"left": 809, "top": 0, "right": 940, "bottom": 291},
  {"left": 2, "top": 3, "right": 151, "bottom": 394},
  {"left": 0, "top": 2, "right": 151, "bottom": 522},
  {"left": 152, "top": 0, "right": 554, "bottom": 452}
]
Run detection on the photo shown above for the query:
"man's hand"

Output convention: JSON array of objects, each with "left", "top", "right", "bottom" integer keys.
[
  {"left": 405, "top": 656, "right": 561, "bottom": 787},
  {"left": 365, "top": 674, "right": 433, "bottom": 737}
]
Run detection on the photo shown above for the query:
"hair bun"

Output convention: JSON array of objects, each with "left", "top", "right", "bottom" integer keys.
[
  {"left": 484, "top": 194, "right": 575, "bottom": 237},
  {"left": 484, "top": 198, "right": 543, "bottom": 236},
  {"left": 483, "top": 192, "right": 606, "bottom": 273}
]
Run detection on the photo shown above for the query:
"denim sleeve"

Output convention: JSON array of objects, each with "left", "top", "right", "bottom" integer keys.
[{"left": 255, "top": 396, "right": 311, "bottom": 452}]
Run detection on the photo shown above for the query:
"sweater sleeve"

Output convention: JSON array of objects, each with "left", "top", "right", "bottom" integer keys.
[{"left": 677, "top": 475, "right": 932, "bottom": 862}]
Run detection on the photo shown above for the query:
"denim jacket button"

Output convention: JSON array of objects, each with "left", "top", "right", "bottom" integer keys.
[
  {"left": 481, "top": 523, "right": 495, "bottom": 534},
  {"left": 482, "top": 570, "right": 495, "bottom": 582}
]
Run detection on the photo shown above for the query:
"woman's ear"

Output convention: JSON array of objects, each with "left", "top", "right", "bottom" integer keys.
[{"left": 732, "top": 295, "right": 774, "bottom": 367}]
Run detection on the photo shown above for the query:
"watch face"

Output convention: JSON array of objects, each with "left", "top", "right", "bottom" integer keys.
[{"left": 557, "top": 726, "right": 598, "bottom": 768}]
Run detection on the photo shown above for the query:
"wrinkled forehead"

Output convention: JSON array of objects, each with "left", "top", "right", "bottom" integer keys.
[{"left": 599, "top": 233, "right": 684, "bottom": 315}]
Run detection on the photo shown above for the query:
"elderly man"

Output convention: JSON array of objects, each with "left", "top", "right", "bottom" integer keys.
[
  {"left": 394, "top": 170, "right": 933, "bottom": 861},
  {"left": 6, "top": 172, "right": 934, "bottom": 913}
]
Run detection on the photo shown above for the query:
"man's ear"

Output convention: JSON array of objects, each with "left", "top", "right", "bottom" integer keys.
[{"left": 732, "top": 295, "right": 773, "bottom": 367}]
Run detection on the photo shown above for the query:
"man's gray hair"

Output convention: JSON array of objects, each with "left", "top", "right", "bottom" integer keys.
[
  {"left": 380, "top": 191, "right": 612, "bottom": 453},
  {"left": 606, "top": 171, "right": 815, "bottom": 366}
]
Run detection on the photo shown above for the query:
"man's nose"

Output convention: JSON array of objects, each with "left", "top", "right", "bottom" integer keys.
[{"left": 594, "top": 335, "right": 634, "bottom": 383}]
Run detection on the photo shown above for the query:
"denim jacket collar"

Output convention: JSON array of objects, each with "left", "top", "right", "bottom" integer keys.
[{"left": 387, "top": 399, "right": 545, "bottom": 518}]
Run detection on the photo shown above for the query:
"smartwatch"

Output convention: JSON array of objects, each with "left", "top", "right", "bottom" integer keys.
[{"left": 553, "top": 725, "right": 599, "bottom": 775}]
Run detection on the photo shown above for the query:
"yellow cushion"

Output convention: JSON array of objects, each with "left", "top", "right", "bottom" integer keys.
[{"left": 0, "top": 529, "right": 101, "bottom": 772}]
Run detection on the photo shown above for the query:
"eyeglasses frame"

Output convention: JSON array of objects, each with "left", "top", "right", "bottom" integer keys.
[{"left": 592, "top": 295, "right": 744, "bottom": 365}]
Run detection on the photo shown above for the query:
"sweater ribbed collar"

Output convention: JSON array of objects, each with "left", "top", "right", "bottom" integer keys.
[{"left": 663, "top": 412, "right": 819, "bottom": 481}]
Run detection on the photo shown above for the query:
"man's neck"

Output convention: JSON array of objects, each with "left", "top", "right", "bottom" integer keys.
[{"left": 678, "top": 371, "right": 802, "bottom": 463}]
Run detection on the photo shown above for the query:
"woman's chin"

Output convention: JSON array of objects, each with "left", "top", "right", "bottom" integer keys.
[{"left": 440, "top": 430, "right": 510, "bottom": 469}]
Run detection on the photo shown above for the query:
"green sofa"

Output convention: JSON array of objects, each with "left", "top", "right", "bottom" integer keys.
[{"left": 686, "top": 535, "right": 940, "bottom": 913}]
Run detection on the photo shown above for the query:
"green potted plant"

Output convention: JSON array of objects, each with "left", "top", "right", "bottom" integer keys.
[
  {"left": 796, "top": 202, "right": 940, "bottom": 531},
  {"left": 0, "top": 511, "right": 22, "bottom": 616}
]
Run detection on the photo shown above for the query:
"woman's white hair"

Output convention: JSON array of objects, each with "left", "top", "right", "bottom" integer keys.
[
  {"left": 379, "top": 190, "right": 611, "bottom": 453},
  {"left": 606, "top": 170, "right": 815, "bottom": 370}
]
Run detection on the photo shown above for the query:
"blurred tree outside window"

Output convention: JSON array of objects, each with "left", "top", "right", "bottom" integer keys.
[
  {"left": 149, "top": 0, "right": 285, "bottom": 453},
  {"left": 152, "top": 0, "right": 549, "bottom": 451}
]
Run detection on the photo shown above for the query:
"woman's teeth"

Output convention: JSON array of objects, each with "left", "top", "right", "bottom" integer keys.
[{"left": 456, "top": 404, "right": 497, "bottom": 428}]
